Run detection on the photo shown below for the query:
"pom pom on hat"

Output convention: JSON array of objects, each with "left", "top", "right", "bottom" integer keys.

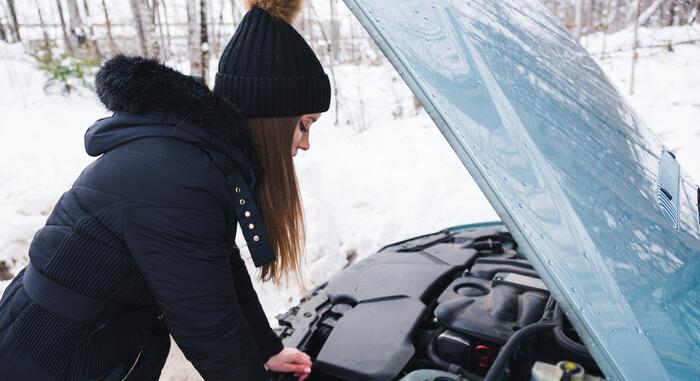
[{"left": 245, "top": 0, "right": 304, "bottom": 24}]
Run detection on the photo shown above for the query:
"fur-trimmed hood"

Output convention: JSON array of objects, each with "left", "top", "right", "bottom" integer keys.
[{"left": 88, "top": 54, "right": 259, "bottom": 184}]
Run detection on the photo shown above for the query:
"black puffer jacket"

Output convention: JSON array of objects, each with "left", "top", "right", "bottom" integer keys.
[{"left": 0, "top": 55, "right": 282, "bottom": 381}]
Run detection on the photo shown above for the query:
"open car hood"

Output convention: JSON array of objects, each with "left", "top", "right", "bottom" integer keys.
[{"left": 342, "top": 0, "right": 700, "bottom": 379}]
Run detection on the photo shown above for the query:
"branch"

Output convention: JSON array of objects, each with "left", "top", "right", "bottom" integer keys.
[{"left": 638, "top": 0, "right": 665, "bottom": 26}]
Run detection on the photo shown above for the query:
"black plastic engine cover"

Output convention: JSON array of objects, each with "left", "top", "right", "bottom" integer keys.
[
  {"left": 315, "top": 297, "right": 426, "bottom": 381},
  {"left": 312, "top": 248, "right": 476, "bottom": 381},
  {"left": 276, "top": 226, "right": 515, "bottom": 381},
  {"left": 435, "top": 259, "right": 549, "bottom": 344},
  {"left": 322, "top": 249, "right": 476, "bottom": 304}
]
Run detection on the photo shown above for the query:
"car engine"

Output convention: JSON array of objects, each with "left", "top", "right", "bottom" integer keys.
[{"left": 272, "top": 225, "right": 604, "bottom": 381}]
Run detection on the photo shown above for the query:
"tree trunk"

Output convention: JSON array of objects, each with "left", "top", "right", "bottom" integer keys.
[
  {"left": 67, "top": 0, "right": 86, "bottom": 48},
  {"left": 329, "top": 0, "right": 339, "bottom": 62},
  {"left": 56, "top": 0, "right": 76, "bottom": 55},
  {"left": 82, "top": 0, "right": 102, "bottom": 58},
  {"left": 348, "top": 18, "right": 356, "bottom": 64},
  {"left": 600, "top": 0, "right": 614, "bottom": 58},
  {"left": 308, "top": 2, "right": 339, "bottom": 125},
  {"left": 101, "top": 0, "right": 116, "bottom": 53},
  {"left": 187, "top": 1, "right": 202, "bottom": 76},
  {"left": 162, "top": 0, "right": 173, "bottom": 54},
  {"left": 305, "top": 0, "right": 315, "bottom": 51},
  {"left": 668, "top": 1, "right": 676, "bottom": 26},
  {"left": 630, "top": 0, "right": 642, "bottom": 95},
  {"left": 588, "top": 0, "right": 596, "bottom": 33},
  {"left": 638, "top": 0, "right": 665, "bottom": 27},
  {"left": 130, "top": 0, "right": 160, "bottom": 58},
  {"left": 6, "top": 0, "right": 20, "bottom": 42},
  {"left": 573, "top": 0, "right": 583, "bottom": 39},
  {"left": 153, "top": 0, "right": 168, "bottom": 60},
  {"left": 0, "top": 16, "right": 7, "bottom": 42},
  {"left": 130, "top": 0, "right": 148, "bottom": 55},
  {"left": 690, "top": 0, "right": 700, "bottom": 25},
  {"left": 34, "top": 0, "right": 51, "bottom": 48},
  {"left": 200, "top": 0, "right": 210, "bottom": 85},
  {"left": 614, "top": 0, "right": 622, "bottom": 30},
  {"left": 213, "top": 0, "right": 225, "bottom": 58}
]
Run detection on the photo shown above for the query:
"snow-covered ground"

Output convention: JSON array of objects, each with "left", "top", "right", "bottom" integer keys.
[{"left": 0, "top": 23, "right": 698, "bottom": 380}]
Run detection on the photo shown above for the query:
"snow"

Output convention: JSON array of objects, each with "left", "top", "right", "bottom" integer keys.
[
  {"left": 0, "top": 23, "right": 698, "bottom": 380},
  {"left": 0, "top": 42, "right": 104, "bottom": 281}
]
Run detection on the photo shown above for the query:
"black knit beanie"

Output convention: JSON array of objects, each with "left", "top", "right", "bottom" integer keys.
[{"left": 214, "top": 0, "right": 331, "bottom": 118}]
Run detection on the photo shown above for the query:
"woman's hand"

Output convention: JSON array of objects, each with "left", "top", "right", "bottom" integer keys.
[{"left": 266, "top": 347, "right": 313, "bottom": 381}]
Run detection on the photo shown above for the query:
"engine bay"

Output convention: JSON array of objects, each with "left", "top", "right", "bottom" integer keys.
[{"left": 272, "top": 224, "right": 605, "bottom": 381}]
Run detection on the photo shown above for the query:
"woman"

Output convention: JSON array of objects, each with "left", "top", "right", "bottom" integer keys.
[{"left": 0, "top": 1, "right": 330, "bottom": 380}]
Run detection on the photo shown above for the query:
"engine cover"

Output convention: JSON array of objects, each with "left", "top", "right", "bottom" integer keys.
[
  {"left": 274, "top": 225, "right": 527, "bottom": 381},
  {"left": 312, "top": 245, "right": 478, "bottom": 381},
  {"left": 435, "top": 257, "right": 549, "bottom": 344}
]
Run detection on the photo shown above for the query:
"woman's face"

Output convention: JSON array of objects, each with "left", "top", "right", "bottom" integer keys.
[{"left": 291, "top": 113, "right": 321, "bottom": 157}]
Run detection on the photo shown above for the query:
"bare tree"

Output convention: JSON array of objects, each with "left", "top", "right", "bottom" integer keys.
[
  {"left": 540, "top": 0, "right": 699, "bottom": 37},
  {"left": 82, "top": 0, "right": 102, "bottom": 58},
  {"left": 348, "top": 15, "right": 357, "bottom": 63},
  {"left": 600, "top": 0, "right": 614, "bottom": 58},
  {"left": 308, "top": 1, "right": 340, "bottom": 125},
  {"left": 613, "top": 0, "right": 622, "bottom": 30},
  {"left": 304, "top": 0, "right": 315, "bottom": 52},
  {"left": 55, "top": 0, "right": 75, "bottom": 55},
  {"left": 153, "top": 0, "right": 168, "bottom": 60},
  {"left": 130, "top": 0, "right": 160, "bottom": 58},
  {"left": 100, "top": 0, "right": 115, "bottom": 53},
  {"left": 0, "top": 15, "right": 7, "bottom": 42},
  {"left": 630, "top": 0, "right": 642, "bottom": 94},
  {"left": 609, "top": 0, "right": 621, "bottom": 30},
  {"left": 689, "top": 0, "right": 699, "bottom": 25},
  {"left": 639, "top": 0, "right": 665, "bottom": 26},
  {"left": 67, "top": 0, "right": 86, "bottom": 49},
  {"left": 591, "top": 1, "right": 599, "bottom": 32},
  {"left": 574, "top": 0, "right": 583, "bottom": 39},
  {"left": 34, "top": 0, "right": 51, "bottom": 48},
  {"left": 5, "top": 0, "right": 19, "bottom": 42},
  {"left": 329, "top": 0, "right": 340, "bottom": 62},
  {"left": 213, "top": 0, "right": 226, "bottom": 58},
  {"left": 187, "top": 1, "right": 202, "bottom": 76},
  {"left": 161, "top": 0, "right": 173, "bottom": 54},
  {"left": 200, "top": 0, "right": 210, "bottom": 85}
]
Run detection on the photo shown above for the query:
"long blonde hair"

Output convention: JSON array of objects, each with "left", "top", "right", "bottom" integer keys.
[{"left": 247, "top": 116, "right": 305, "bottom": 285}]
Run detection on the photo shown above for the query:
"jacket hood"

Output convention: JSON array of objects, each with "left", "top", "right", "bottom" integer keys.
[{"left": 88, "top": 54, "right": 259, "bottom": 185}]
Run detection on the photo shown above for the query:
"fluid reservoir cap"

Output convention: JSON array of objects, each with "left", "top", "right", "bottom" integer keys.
[
  {"left": 559, "top": 361, "right": 583, "bottom": 374},
  {"left": 531, "top": 361, "right": 605, "bottom": 381},
  {"left": 331, "top": 303, "right": 353, "bottom": 315},
  {"left": 397, "top": 369, "right": 461, "bottom": 381}
]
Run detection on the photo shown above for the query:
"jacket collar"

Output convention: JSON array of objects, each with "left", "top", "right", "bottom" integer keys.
[{"left": 92, "top": 54, "right": 260, "bottom": 186}]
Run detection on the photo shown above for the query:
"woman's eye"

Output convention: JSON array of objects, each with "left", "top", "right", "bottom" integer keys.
[{"left": 299, "top": 121, "right": 308, "bottom": 133}]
